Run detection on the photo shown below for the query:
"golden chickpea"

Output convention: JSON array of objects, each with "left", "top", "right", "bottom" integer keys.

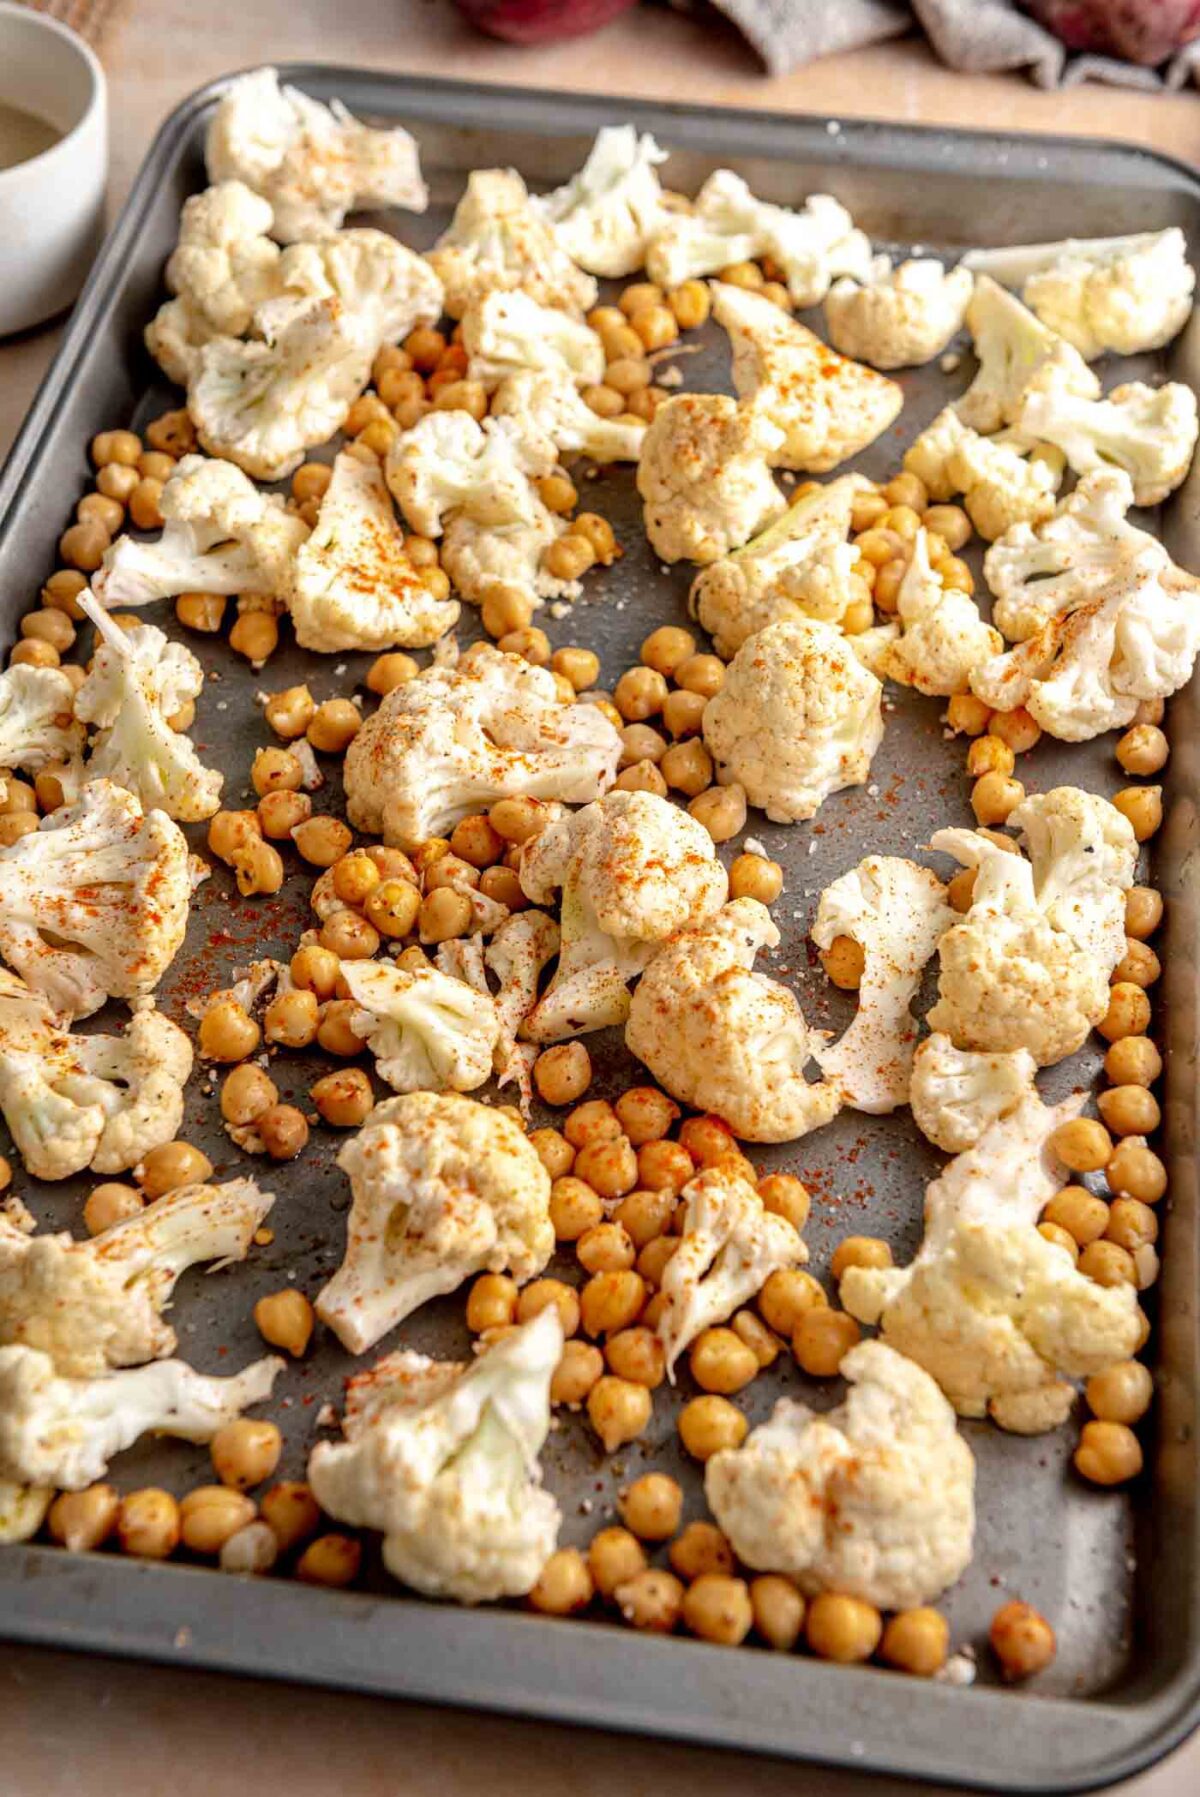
[
  {"left": 612, "top": 1187, "right": 676, "bottom": 1248},
  {"left": 689, "top": 1326, "right": 758, "bottom": 1395},
  {"left": 287, "top": 946, "right": 338, "bottom": 1002},
  {"left": 126, "top": 475, "right": 164, "bottom": 531},
  {"left": 357, "top": 878, "right": 418, "bottom": 940},
  {"left": 528, "top": 1548, "right": 593, "bottom": 1616},
  {"left": 1106, "top": 1140, "right": 1167, "bottom": 1203},
  {"left": 682, "top": 1574, "right": 753, "bottom": 1647},
  {"left": 718, "top": 259, "right": 764, "bottom": 289},
  {"left": 1125, "top": 885, "right": 1164, "bottom": 941},
  {"left": 311, "top": 1068, "right": 374, "bottom": 1129},
  {"left": 117, "top": 1489, "right": 180, "bottom": 1560},
  {"left": 328, "top": 851, "right": 380, "bottom": 908},
  {"left": 1075, "top": 1420, "right": 1143, "bottom": 1487},
  {"left": 604, "top": 1325, "right": 666, "bottom": 1388},
  {"left": 550, "top": 647, "right": 601, "bottom": 695},
  {"left": 0, "top": 813, "right": 36, "bottom": 845},
  {"left": 499, "top": 625, "right": 551, "bottom": 665},
  {"left": 640, "top": 625, "right": 696, "bottom": 677},
  {"left": 0, "top": 1156, "right": 10, "bottom": 1194},
  {"left": 757, "top": 1175, "right": 811, "bottom": 1235},
  {"left": 607, "top": 1093, "right": 674, "bottom": 1152},
  {"left": 1103, "top": 1036, "right": 1161, "bottom": 1088},
  {"left": 1038, "top": 1221, "right": 1079, "bottom": 1260},
  {"left": 1050, "top": 1117, "right": 1113, "bottom": 1174},
  {"left": 985, "top": 708, "right": 1040, "bottom": 755},
  {"left": 91, "top": 427, "right": 142, "bottom": 468},
  {"left": 197, "top": 998, "right": 260, "bottom": 1064},
  {"left": 637, "top": 1139, "right": 695, "bottom": 1195},
  {"left": 1086, "top": 1360, "right": 1153, "bottom": 1426},
  {"left": 1113, "top": 784, "right": 1163, "bottom": 842},
  {"left": 662, "top": 687, "right": 707, "bottom": 739},
  {"left": 614, "top": 666, "right": 669, "bottom": 722},
  {"left": 211, "top": 1418, "right": 282, "bottom": 1491},
  {"left": 688, "top": 782, "right": 747, "bottom": 844},
  {"left": 1114, "top": 938, "right": 1160, "bottom": 989},
  {"left": 618, "top": 1474, "right": 682, "bottom": 1542},
  {"left": 616, "top": 1568, "right": 684, "bottom": 1633},
  {"left": 262, "top": 988, "right": 320, "bottom": 1051},
  {"left": 48, "top": 1484, "right": 120, "bottom": 1553},
  {"left": 820, "top": 934, "right": 866, "bottom": 991},
  {"left": 304, "top": 699, "right": 360, "bottom": 755},
  {"left": 537, "top": 470, "right": 579, "bottom": 514},
  {"left": 658, "top": 738, "right": 713, "bottom": 797},
  {"left": 365, "top": 651, "right": 419, "bottom": 697},
  {"left": 8, "top": 638, "right": 59, "bottom": 671},
  {"left": 252, "top": 790, "right": 307, "bottom": 842},
  {"left": 588, "top": 1527, "right": 646, "bottom": 1599},
  {"left": 830, "top": 1236, "right": 892, "bottom": 1281},
  {"left": 632, "top": 305, "right": 679, "bottom": 351},
  {"left": 587, "top": 1374, "right": 652, "bottom": 1451},
  {"left": 880, "top": 1608, "right": 949, "bottom": 1677},
  {"left": 551, "top": 1339, "right": 605, "bottom": 1407},
  {"left": 42, "top": 567, "right": 89, "bottom": 615},
  {"left": 990, "top": 1600, "right": 1056, "bottom": 1680},
  {"left": 250, "top": 747, "right": 301, "bottom": 798},
  {"left": 319, "top": 909, "right": 381, "bottom": 962},
  {"left": 138, "top": 1141, "right": 213, "bottom": 1198},
  {"left": 546, "top": 1180, "right": 602, "bottom": 1250},
  {"left": 675, "top": 655, "right": 724, "bottom": 701},
  {"left": 257, "top": 1104, "right": 309, "bottom": 1161},
  {"left": 259, "top": 1482, "right": 320, "bottom": 1554},
  {"left": 678, "top": 1121, "right": 734, "bottom": 1165},
  {"left": 619, "top": 281, "right": 664, "bottom": 316},
  {"left": 574, "top": 1136, "right": 639, "bottom": 1200},
  {"left": 793, "top": 1308, "right": 861, "bottom": 1377},
  {"left": 1116, "top": 723, "right": 1169, "bottom": 777},
  {"left": 527, "top": 1131, "right": 572, "bottom": 1185},
  {"left": 516, "top": 1278, "right": 581, "bottom": 1337},
  {"left": 732, "top": 1309, "right": 782, "bottom": 1369},
  {"left": 1043, "top": 1186, "right": 1110, "bottom": 1247},
  {"left": 533, "top": 1042, "right": 592, "bottom": 1106},
  {"left": 179, "top": 1487, "right": 257, "bottom": 1555},
  {"left": 945, "top": 692, "right": 992, "bottom": 736},
  {"left": 220, "top": 1063, "right": 278, "bottom": 1128},
  {"left": 580, "top": 1270, "right": 646, "bottom": 1337},
  {"left": 263, "top": 684, "right": 315, "bottom": 741},
  {"left": 21, "top": 607, "right": 76, "bottom": 652},
  {"left": 543, "top": 533, "right": 596, "bottom": 582},
  {"left": 743, "top": 1575, "right": 803, "bottom": 1652},
  {"left": 1097, "top": 982, "right": 1152, "bottom": 1043},
  {"left": 577, "top": 1221, "right": 637, "bottom": 1274},
  {"left": 228, "top": 610, "right": 279, "bottom": 666},
  {"left": 806, "top": 1592, "right": 882, "bottom": 1663},
  {"left": 233, "top": 836, "right": 287, "bottom": 898},
  {"left": 637, "top": 1237, "right": 678, "bottom": 1290},
  {"left": 728, "top": 851, "right": 783, "bottom": 904},
  {"left": 1098, "top": 1085, "right": 1160, "bottom": 1138},
  {"left": 403, "top": 324, "right": 445, "bottom": 370},
  {"left": 1105, "top": 1196, "right": 1158, "bottom": 1255},
  {"left": 614, "top": 760, "right": 668, "bottom": 797},
  {"left": 296, "top": 1534, "right": 362, "bottom": 1588},
  {"left": 58, "top": 518, "right": 110, "bottom": 573},
  {"left": 82, "top": 1182, "right": 144, "bottom": 1236},
  {"left": 146, "top": 409, "right": 197, "bottom": 456},
  {"left": 757, "top": 1269, "right": 824, "bottom": 1337},
  {"left": 217, "top": 1519, "right": 279, "bottom": 1576},
  {"left": 966, "top": 735, "right": 1016, "bottom": 779},
  {"left": 971, "top": 770, "right": 1024, "bottom": 826},
  {"left": 292, "top": 815, "right": 354, "bottom": 867},
  {"left": 291, "top": 461, "right": 333, "bottom": 505},
  {"left": 618, "top": 723, "right": 667, "bottom": 772},
  {"left": 480, "top": 587, "right": 534, "bottom": 639},
  {"left": 1078, "top": 1240, "right": 1136, "bottom": 1287},
  {"left": 668, "top": 280, "right": 711, "bottom": 329},
  {"left": 254, "top": 1289, "right": 314, "bottom": 1357}
]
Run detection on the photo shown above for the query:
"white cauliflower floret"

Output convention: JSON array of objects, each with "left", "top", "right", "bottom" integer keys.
[
  {"left": 839, "top": 1095, "right": 1142, "bottom": 1428},
  {"left": 0, "top": 972, "right": 192, "bottom": 1180},
  {"left": 711, "top": 282, "right": 903, "bottom": 473},
  {"left": 0, "top": 1179, "right": 273, "bottom": 1376},
  {"left": 144, "top": 180, "right": 283, "bottom": 385},
  {"left": 1016, "top": 379, "right": 1198, "bottom": 509},
  {"left": 688, "top": 476, "right": 864, "bottom": 658},
  {"left": 0, "top": 665, "right": 84, "bottom": 779},
  {"left": 461, "top": 288, "right": 605, "bottom": 389},
  {"left": 439, "top": 504, "right": 578, "bottom": 617},
  {"left": 625, "top": 899, "right": 841, "bottom": 1143},
  {"left": 315, "top": 1091, "right": 553, "bottom": 1354},
  {"left": 74, "top": 596, "right": 223, "bottom": 822},
  {"left": 702, "top": 618, "right": 884, "bottom": 824},
  {"left": 964, "top": 229, "right": 1195, "bottom": 361},
  {"left": 1012, "top": 786, "right": 1137, "bottom": 966},
  {"left": 290, "top": 451, "right": 460, "bottom": 652},
  {"left": 825, "top": 256, "right": 973, "bottom": 370},
  {"left": 205, "top": 67, "right": 427, "bottom": 241},
  {"left": 308, "top": 1308, "right": 561, "bottom": 1603},
  {"left": 646, "top": 171, "right": 871, "bottom": 305},
  {"left": 853, "top": 529, "right": 1002, "bottom": 697},
  {"left": 484, "top": 910, "right": 561, "bottom": 1103},
  {"left": 910, "top": 1034, "right": 1038, "bottom": 1154},
  {"left": 706, "top": 1341, "right": 975, "bottom": 1607},
  {"left": 812, "top": 857, "right": 953, "bottom": 1115},
  {"left": 340, "top": 960, "right": 501, "bottom": 1094},
  {"left": 343, "top": 646, "right": 620, "bottom": 849},
  {"left": 637, "top": 393, "right": 785, "bottom": 565},
  {"left": 519, "top": 790, "right": 728, "bottom": 1043},
  {"left": 0, "top": 781, "right": 191, "bottom": 1020},
  {"left": 538, "top": 125, "right": 668, "bottom": 278},
  {"left": 0, "top": 1344, "right": 283, "bottom": 1490},
  {"left": 275, "top": 228, "right": 443, "bottom": 345},
  {"left": 491, "top": 368, "right": 646, "bottom": 463},
  {"left": 956, "top": 275, "right": 1100, "bottom": 435},
  {"left": 386, "top": 409, "right": 554, "bottom": 539},
  {"left": 429, "top": 168, "right": 597, "bottom": 320},
  {"left": 901, "top": 406, "right": 1063, "bottom": 538},
  {"left": 657, "top": 1167, "right": 806, "bottom": 1374},
  {"left": 94, "top": 454, "right": 307, "bottom": 606}
]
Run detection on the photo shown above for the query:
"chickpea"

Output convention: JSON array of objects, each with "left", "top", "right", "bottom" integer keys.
[
  {"left": 971, "top": 770, "right": 1024, "bottom": 827},
  {"left": 945, "top": 693, "right": 993, "bottom": 737},
  {"left": 636, "top": 1237, "right": 678, "bottom": 1290},
  {"left": 537, "top": 471, "right": 579, "bottom": 514},
  {"left": 578, "top": 1221, "right": 637, "bottom": 1274},
  {"left": 988, "top": 1599, "right": 1055, "bottom": 1681},
  {"left": 257, "top": 1104, "right": 309, "bottom": 1161},
  {"left": 532, "top": 1042, "right": 592, "bottom": 1107},
  {"left": 91, "top": 427, "right": 142, "bottom": 468},
  {"left": 606, "top": 1088, "right": 674, "bottom": 1149},
  {"left": 619, "top": 281, "right": 664, "bottom": 316},
  {"left": 529, "top": 1548, "right": 593, "bottom": 1616},
  {"left": 618, "top": 1473, "right": 682, "bottom": 1542},
  {"left": 0, "top": 1156, "right": 10, "bottom": 1195},
  {"left": 1086, "top": 1360, "right": 1153, "bottom": 1426},
  {"left": 1074, "top": 1418, "right": 1145, "bottom": 1487},
  {"left": 726, "top": 851, "right": 783, "bottom": 904},
  {"left": 604, "top": 1326, "right": 666, "bottom": 1389},
  {"left": 612, "top": 1187, "right": 676, "bottom": 1249},
  {"left": 574, "top": 1136, "right": 639, "bottom": 1200},
  {"left": 256, "top": 1482, "right": 320, "bottom": 1555},
  {"left": 179, "top": 1487, "right": 258, "bottom": 1555},
  {"left": 304, "top": 699, "right": 360, "bottom": 756},
  {"left": 551, "top": 1339, "right": 605, "bottom": 1407},
  {"left": 219, "top": 1519, "right": 279, "bottom": 1576},
  {"left": 587, "top": 1374, "right": 652, "bottom": 1451},
  {"left": 58, "top": 518, "right": 110, "bottom": 573},
  {"left": 296, "top": 1534, "right": 362, "bottom": 1588},
  {"left": 1105, "top": 1196, "right": 1159, "bottom": 1255},
  {"left": 292, "top": 815, "right": 353, "bottom": 867},
  {"left": 265, "top": 684, "right": 316, "bottom": 740},
  {"left": 499, "top": 625, "right": 552, "bottom": 665},
  {"left": 234, "top": 835, "right": 287, "bottom": 898},
  {"left": 146, "top": 409, "right": 196, "bottom": 456},
  {"left": 1098, "top": 1085, "right": 1160, "bottom": 1138},
  {"left": 580, "top": 1270, "right": 646, "bottom": 1337},
  {"left": 689, "top": 1327, "right": 758, "bottom": 1395},
  {"left": 614, "top": 666, "right": 668, "bottom": 722},
  {"left": 197, "top": 997, "right": 260, "bottom": 1064},
  {"left": 82, "top": 1182, "right": 144, "bottom": 1236},
  {"left": 364, "top": 652, "right": 419, "bottom": 699},
  {"left": 966, "top": 735, "right": 1016, "bottom": 780},
  {"left": 1125, "top": 886, "right": 1164, "bottom": 943},
  {"left": 1039, "top": 1221, "right": 1079, "bottom": 1260},
  {"left": 117, "top": 1489, "right": 180, "bottom": 1560},
  {"left": 573, "top": 514, "right": 619, "bottom": 566},
  {"left": 290, "top": 944, "right": 340, "bottom": 1001},
  {"left": 630, "top": 305, "right": 678, "bottom": 352},
  {"left": 319, "top": 909, "right": 380, "bottom": 962},
  {"left": 0, "top": 813, "right": 35, "bottom": 845},
  {"left": 517, "top": 1278, "right": 581, "bottom": 1337},
  {"left": 211, "top": 1418, "right": 282, "bottom": 1491},
  {"left": 656, "top": 738, "right": 712, "bottom": 798},
  {"left": 615, "top": 1568, "right": 684, "bottom": 1633},
  {"left": 487, "top": 795, "right": 552, "bottom": 846},
  {"left": 793, "top": 1308, "right": 861, "bottom": 1377},
  {"left": 681, "top": 1574, "right": 753, "bottom": 1647},
  {"left": 432, "top": 378, "right": 487, "bottom": 422},
  {"left": 48, "top": 1484, "right": 119, "bottom": 1553},
  {"left": 673, "top": 653, "right": 724, "bottom": 699},
  {"left": 311, "top": 1068, "right": 374, "bottom": 1129},
  {"left": 743, "top": 1575, "right": 804, "bottom": 1653},
  {"left": 1050, "top": 1117, "right": 1113, "bottom": 1174},
  {"left": 1078, "top": 1240, "right": 1136, "bottom": 1287},
  {"left": 830, "top": 1236, "right": 892, "bottom": 1281},
  {"left": 662, "top": 687, "right": 707, "bottom": 739},
  {"left": 524, "top": 1131, "right": 570, "bottom": 1188},
  {"left": 549, "top": 648, "right": 600, "bottom": 697},
  {"left": 254, "top": 1289, "right": 314, "bottom": 1357},
  {"left": 1106, "top": 1140, "right": 1167, "bottom": 1203},
  {"left": 637, "top": 1139, "right": 695, "bottom": 1194},
  {"left": 1113, "top": 784, "right": 1163, "bottom": 842},
  {"left": 1103, "top": 1036, "right": 1161, "bottom": 1088},
  {"left": 1043, "top": 1186, "right": 1110, "bottom": 1247},
  {"left": 757, "top": 1175, "right": 811, "bottom": 1235},
  {"left": 229, "top": 610, "right": 279, "bottom": 666},
  {"left": 806, "top": 1592, "right": 883, "bottom": 1663},
  {"left": 1114, "top": 938, "right": 1160, "bottom": 990},
  {"left": 480, "top": 587, "right": 534, "bottom": 639},
  {"left": 1097, "top": 982, "right": 1152, "bottom": 1043},
  {"left": 688, "top": 782, "right": 747, "bottom": 844},
  {"left": 21, "top": 607, "right": 76, "bottom": 652},
  {"left": 880, "top": 1608, "right": 950, "bottom": 1677},
  {"left": 261, "top": 987, "right": 319, "bottom": 1050},
  {"left": 1116, "top": 723, "right": 1169, "bottom": 776},
  {"left": 139, "top": 1140, "right": 213, "bottom": 1197},
  {"left": 543, "top": 533, "right": 596, "bottom": 582},
  {"left": 588, "top": 1527, "right": 647, "bottom": 1598},
  {"left": 668, "top": 280, "right": 711, "bottom": 329},
  {"left": 820, "top": 934, "right": 865, "bottom": 991},
  {"left": 219, "top": 1064, "right": 277, "bottom": 1129},
  {"left": 251, "top": 789, "right": 306, "bottom": 842},
  {"left": 733, "top": 1309, "right": 782, "bottom": 1369},
  {"left": 614, "top": 760, "right": 668, "bottom": 797}
]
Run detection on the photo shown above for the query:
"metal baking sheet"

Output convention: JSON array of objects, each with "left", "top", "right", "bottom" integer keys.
[{"left": 0, "top": 69, "right": 1198, "bottom": 1794}]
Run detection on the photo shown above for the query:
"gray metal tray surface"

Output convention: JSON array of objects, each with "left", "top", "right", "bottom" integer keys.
[{"left": 0, "top": 69, "right": 1198, "bottom": 1795}]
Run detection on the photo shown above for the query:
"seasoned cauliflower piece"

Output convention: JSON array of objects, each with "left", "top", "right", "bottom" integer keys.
[
  {"left": 625, "top": 899, "right": 841, "bottom": 1143},
  {"left": 461, "top": 288, "right": 605, "bottom": 390},
  {"left": 637, "top": 393, "right": 785, "bottom": 565},
  {"left": 964, "top": 229, "right": 1195, "bottom": 361},
  {"left": 702, "top": 618, "right": 884, "bottom": 824},
  {"left": 1016, "top": 379, "right": 1198, "bottom": 509},
  {"left": 308, "top": 1308, "right": 562, "bottom": 1603},
  {"left": 0, "top": 665, "right": 84, "bottom": 780},
  {"left": 316, "top": 1092, "right": 553, "bottom": 1353},
  {"left": 706, "top": 1341, "right": 975, "bottom": 1607},
  {"left": 853, "top": 529, "right": 1001, "bottom": 697},
  {"left": 901, "top": 406, "right": 1063, "bottom": 539},
  {"left": 386, "top": 409, "right": 554, "bottom": 539},
  {"left": 340, "top": 959, "right": 501, "bottom": 1094},
  {"left": 0, "top": 973, "right": 192, "bottom": 1181},
  {"left": 839, "top": 1095, "right": 1142, "bottom": 1428},
  {"left": 812, "top": 857, "right": 953, "bottom": 1115},
  {"left": 205, "top": 67, "right": 427, "bottom": 240},
  {"left": 688, "top": 476, "right": 864, "bottom": 658},
  {"left": 538, "top": 125, "right": 668, "bottom": 278},
  {"left": 956, "top": 275, "right": 1100, "bottom": 435},
  {"left": 519, "top": 790, "right": 729, "bottom": 1043},
  {"left": 657, "top": 1167, "right": 806, "bottom": 1374},
  {"left": 491, "top": 368, "right": 646, "bottom": 463},
  {"left": 910, "top": 1034, "right": 1038, "bottom": 1155},
  {"left": 484, "top": 910, "right": 561, "bottom": 1104},
  {"left": 343, "top": 646, "right": 620, "bottom": 849},
  {"left": 711, "top": 281, "right": 902, "bottom": 473},
  {"left": 429, "top": 168, "right": 597, "bottom": 320},
  {"left": 275, "top": 228, "right": 443, "bottom": 345},
  {"left": 0, "top": 1180, "right": 273, "bottom": 1376},
  {"left": 94, "top": 454, "right": 308, "bottom": 607},
  {"left": 144, "top": 180, "right": 283, "bottom": 385},
  {"left": 825, "top": 256, "right": 973, "bottom": 370},
  {"left": 1013, "top": 785, "right": 1138, "bottom": 964},
  {"left": 0, "top": 1344, "right": 283, "bottom": 1490},
  {"left": 439, "top": 505, "right": 579, "bottom": 618},
  {"left": 290, "top": 451, "right": 459, "bottom": 652},
  {"left": 0, "top": 781, "right": 191, "bottom": 1020}
]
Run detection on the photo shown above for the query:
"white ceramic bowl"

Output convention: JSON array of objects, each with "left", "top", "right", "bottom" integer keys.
[{"left": 0, "top": 2, "right": 107, "bottom": 336}]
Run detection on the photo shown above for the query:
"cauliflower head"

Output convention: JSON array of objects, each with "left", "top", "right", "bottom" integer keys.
[
  {"left": 910, "top": 1033, "right": 1038, "bottom": 1155},
  {"left": 307, "top": 1308, "right": 562, "bottom": 1603},
  {"left": 461, "top": 287, "right": 605, "bottom": 390},
  {"left": 825, "top": 256, "right": 973, "bottom": 370},
  {"left": 625, "top": 899, "right": 841, "bottom": 1142},
  {"left": 1011, "top": 785, "right": 1137, "bottom": 965},
  {"left": 0, "top": 664, "right": 84, "bottom": 780},
  {"left": 538, "top": 125, "right": 669, "bottom": 279},
  {"left": 484, "top": 910, "right": 561, "bottom": 1104},
  {"left": 702, "top": 618, "right": 884, "bottom": 824},
  {"left": 144, "top": 180, "right": 283, "bottom": 385},
  {"left": 343, "top": 645, "right": 620, "bottom": 849},
  {"left": 1016, "top": 378, "right": 1198, "bottom": 509},
  {"left": 637, "top": 392, "right": 785, "bottom": 565},
  {"left": 901, "top": 406, "right": 1063, "bottom": 538},
  {"left": 429, "top": 168, "right": 597, "bottom": 320},
  {"left": 491, "top": 368, "right": 646, "bottom": 464},
  {"left": 706, "top": 1340, "right": 975, "bottom": 1607},
  {"left": 439, "top": 503, "right": 579, "bottom": 618},
  {"left": 385, "top": 408, "right": 554, "bottom": 540},
  {"left": 341, "top": 959, "right": 501, "bottom": 1094},
  {"left": 316, "top": 1091, "right": 553, "bottom": 1354},
  {"left": 956, "top": 275, "right": 1100, "bottom": 435},
  {"left": 276, "top": 227, "right": 443, "bottom": 346},
  {"left": 854, "top": 528, "right": 1002, "bottom": 697}
]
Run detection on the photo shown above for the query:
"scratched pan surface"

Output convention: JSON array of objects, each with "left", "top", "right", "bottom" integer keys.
[{"left": 0, "top": 71, "right": 1198, "bottom": 1793}]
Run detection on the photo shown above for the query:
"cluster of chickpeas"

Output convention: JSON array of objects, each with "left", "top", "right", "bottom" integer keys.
[{"left": 846, "top": 470, "right": 976, "bottom": 639}]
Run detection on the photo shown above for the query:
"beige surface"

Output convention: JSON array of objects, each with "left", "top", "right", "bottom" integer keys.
[{"left": 0, "top": 4, "right": 1197, "bottom": 1792}]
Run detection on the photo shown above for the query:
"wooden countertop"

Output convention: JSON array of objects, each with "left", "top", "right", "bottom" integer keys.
[{"left": 0, "top": 5, "right": 1196, "bottom": 1792}]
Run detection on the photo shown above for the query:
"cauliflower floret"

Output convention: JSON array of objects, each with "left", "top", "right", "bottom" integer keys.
[
  {"left": 901, "top": 406, "right": 1063, "bottom": 538},
  {"left": 956, "top": 275, "right": 1100, "bottom": 435},
  {"left": 964, "top": 229, "right": 1195, "bottom": 361},
  {"left": 637, "top": 393, "right": 785, "bottom": 565},
  {"left": 854, "top": 528, "right": 1001, "bottom": 697},
  {"left": 1016, "top": 379, "right": 1198, "bottom": 509},
  {"left": 0, "top": 781, "right": 191, "bottom": 1020},
  {"left": 275, "top": 227, "right": 443, "bottom": 344},
  {"left": 290, "top": 451, "right": 459, "bottom": 653},
  {"left": 812, "top": 857, "right": 953, "bottom": 1115},
  {"left": 73, "top": 597, "right": 223, "bottom": 822},
  {"left": 825, "top": 256, "right": 974, "bottom": 370},
  {"left": 702, "top": 618, "right": 884, "bottom": 824},
  {"left": 315, "top": 1091, "right": 553, "bottom": 1354},
  {"left": 144, "top": 180, "right": 283, "bottom": 385},
  {"left": 0, "top": 1344, "right": 283, "bottom": 1490},
  {"left": 538, "top": 125, "right": 669, "bottom": 278},
  {"left": 646, "top": 171, "right": 871, "bottom": 305},
  {"left": 625, "top": 899, "right": 841, "bottom": 1143},
  {"left": 94, "top": 454, "right": 308, "bottom": 607},
  {"left": 484, "top": 910, "right": 561, "bottom": 1104},
  {"left": 461, "top": 288, "right": 605, "bottom": 390},
  {"left": 343, "top": 646, "right": 620, "bottom": 849},
  {"left": 0, "top": 665, "right": 84, "bottom": 779},
  {"left": 439, "top": 505, "right": 579, "bottom": 618},
  {"left": 1012, "top": 785, "right": 1138, "bottom": 965},
  {"left": 385, "top": 409, "right": 554, "bottom": 540},
  {"left": 706, "top": 1340, "right": 975, "bottom": 1607},
  {"left": 205, "top": 67, "right": 427, "bottom": 241},
  {"left": 0, "top": 972, "right": 193, "bottom": 1180},
  {"left": 491, "top": 368, "right": 647, "bottom": 463},
  {"left": 657, "top": 1167, "right": 806, "bottom": 1374},
  {"left": 307, "top": 1308, "right": 561, "bottom": 1603},
  {"left": 0, "top": 1179, "right": 273, "bottom": 1376},
  {"left": 711, "top": 282, "right": 903, "bottom": 474},
  {"left": 910, "top": 1033, "right": 1038, "bottom": 1154},
  {"left": 429, "top": 168, "right": 597, "bottom": 320},
  {"left": 839, "top": 1095, "right": 1142, "bottom": 1428},
  {"left": 688, "top": 476, "right": 864, "bottom": 658},
  {"left": 340, "top": 960, "right": 501, "bottom": 1094},
  {"left": 519, "top": 790, "right": 729, "bottom": 1042}
]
